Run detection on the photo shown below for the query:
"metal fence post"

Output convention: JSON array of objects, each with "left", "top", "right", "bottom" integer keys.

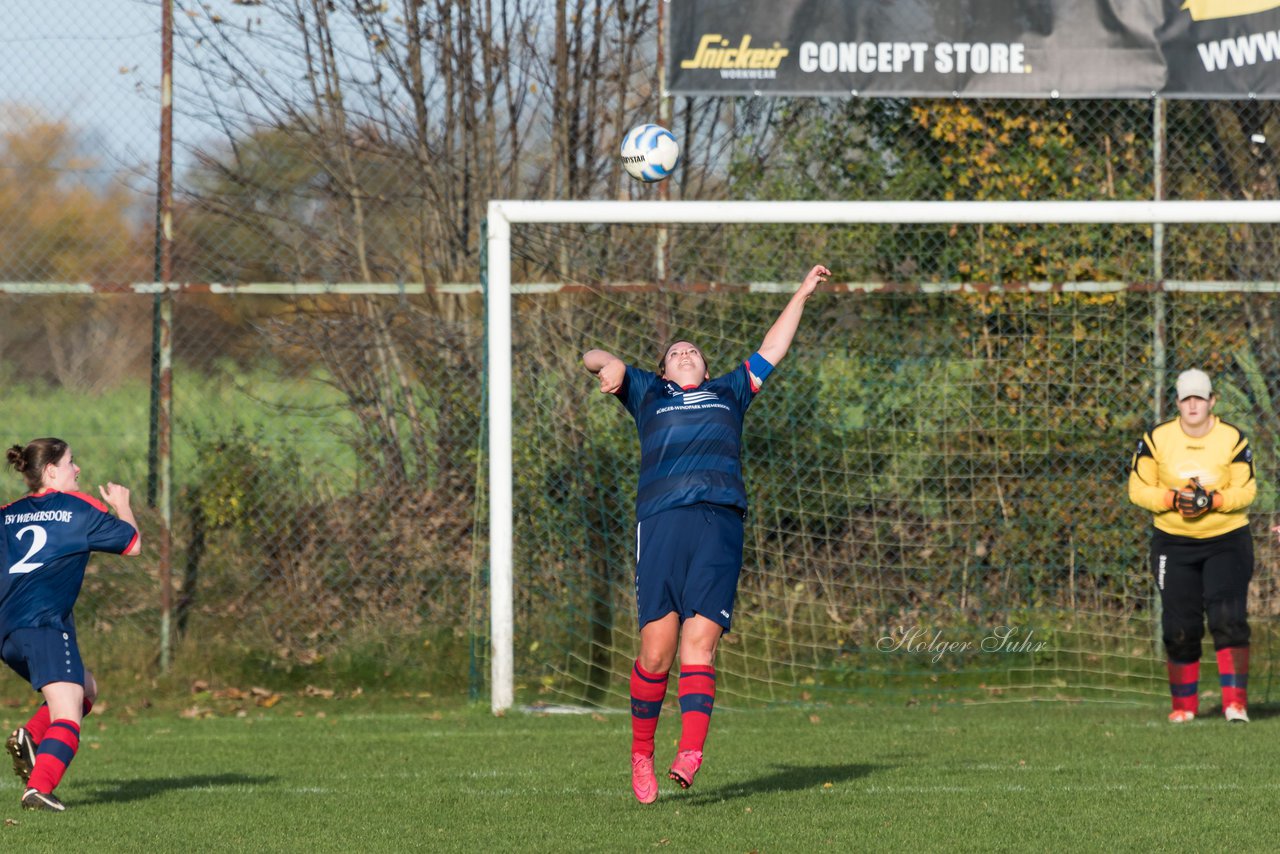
[{"left": 154, "top": 0, "right": 175, "bottom": 671}]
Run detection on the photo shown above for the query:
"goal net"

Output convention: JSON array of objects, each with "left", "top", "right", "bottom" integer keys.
[{"left": 486, "top": 201, "right": 1280, "bottom": 713}]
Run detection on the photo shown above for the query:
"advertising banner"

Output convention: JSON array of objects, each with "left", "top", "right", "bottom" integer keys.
[{"left": 666, "top": 0, "right": 1280, "bottom": 98}]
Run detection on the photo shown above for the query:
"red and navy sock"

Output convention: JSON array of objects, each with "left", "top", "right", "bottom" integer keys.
[
  {"left": 23, "top": 699, "right": 91, "bottom": 745},
  {"left": 630, "top": 662, "right": 669, "bottom": 757},
  {"left": 1216, "top": 646, "right": 1249, "bottom": 709},
  {"left": 677, "top": 664, "right": 716, "bottom": 753},
  {"left": 1167, "top": 660, "right": 1199, "bottom": 714},
  {"left": 26, "top": 719, "right": 80, "bottom": 794}
]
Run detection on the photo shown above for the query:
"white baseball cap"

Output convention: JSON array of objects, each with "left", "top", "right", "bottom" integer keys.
[{"left": 1175, "top": 369, "right": 1213, "bottom": 401}]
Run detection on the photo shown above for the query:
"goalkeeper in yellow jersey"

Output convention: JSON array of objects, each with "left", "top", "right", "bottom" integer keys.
[{"left": 1128, "top": 369, "right": 1256, "bottom": 724}]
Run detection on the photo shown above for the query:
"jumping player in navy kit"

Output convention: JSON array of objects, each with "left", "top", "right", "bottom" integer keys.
[
  {"left": 2, "top": 438, "right": 141, "bottom": 812},
  {"left": 583, "top": 263, "right": 830, "bottom": 804}
]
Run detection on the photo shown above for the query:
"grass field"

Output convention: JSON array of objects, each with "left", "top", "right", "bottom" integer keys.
[
  {"left": 1, "top": 698, "right": 1277, "bottom": 852},
  {"left": 1, "top": 370, "right": 356, "bottom": 496}
]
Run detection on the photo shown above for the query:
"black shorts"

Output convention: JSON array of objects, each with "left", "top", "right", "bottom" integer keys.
[
  {"left": 1150, "top": 525, "right": 1253, "bottom": 656},
  {"left": 1150, "top": 526, "right": 1254, "bottom": 595}
]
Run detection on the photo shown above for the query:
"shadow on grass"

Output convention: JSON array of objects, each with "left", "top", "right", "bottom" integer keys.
[
  {"left": 78, "top": 773, "right": 274, "bottom": 806},
  {"left": 683, "top": 762, "right": 884, "bottom": 804}
]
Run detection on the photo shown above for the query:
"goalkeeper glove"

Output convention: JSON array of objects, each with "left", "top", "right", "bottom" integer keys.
[{"left": 1174, "top": 478, "right": 1216, "bottom": 518}]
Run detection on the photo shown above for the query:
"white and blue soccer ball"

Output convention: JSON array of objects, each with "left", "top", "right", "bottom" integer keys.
[{"left": 620, "top": 124, "right": 680, "bottom": 183}]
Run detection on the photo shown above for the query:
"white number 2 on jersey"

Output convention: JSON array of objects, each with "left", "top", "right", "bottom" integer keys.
[{"left": 8, "top": 525, "right": 48, "bottom": 574}]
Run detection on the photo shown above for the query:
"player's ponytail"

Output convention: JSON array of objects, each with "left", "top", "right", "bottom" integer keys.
[{"left": 7, "top": 438, "right": 68, "bottom": 492}]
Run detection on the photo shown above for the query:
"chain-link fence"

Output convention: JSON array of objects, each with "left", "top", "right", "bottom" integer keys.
[
  {"left": 0, "top": 286, "right": 487, "bottom": 693},
  {"left": 3, "top": 2, "right": 1280, "bottom": 702}
]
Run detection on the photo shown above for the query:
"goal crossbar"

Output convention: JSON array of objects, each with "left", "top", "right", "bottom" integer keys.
[
  {"left": 484, "top": 199, "right": 1280, "bottom": 713},
  {"left": 488, "top": 199, "right": 1280, "bottom": 225}
]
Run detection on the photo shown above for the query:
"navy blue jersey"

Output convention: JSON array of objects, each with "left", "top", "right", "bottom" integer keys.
[
  {"left": 0, "top": 490, "right": 138, "bottom": 635},
  {"left": 616, "top": 353, "right": 773, "bottom": 521}
]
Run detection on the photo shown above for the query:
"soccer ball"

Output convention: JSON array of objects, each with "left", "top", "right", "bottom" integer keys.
[{"left": 620, "top": 124, "right": 680, "bottom": 183}]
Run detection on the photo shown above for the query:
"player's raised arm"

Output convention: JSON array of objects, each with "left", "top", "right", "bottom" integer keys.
[
  {"left": 756, "top": 264, "right": 830, "bottom": 368},
  {"left": 583, "top": 348, "right": 626, "bottom": 395},
  {"left": 99, "top": 482, "right": 142, "bottom": 555}
]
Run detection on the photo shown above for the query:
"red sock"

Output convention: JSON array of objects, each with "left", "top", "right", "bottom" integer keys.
[
  {"left": 26, "top": 719, "right": 80, "bottom": 794},
  {"left": 677, "top": 664, "right": 716, "bottom": 753},
  {"left": 630, "top": 662, "right": 669, "bottom": 757},
  {"left": 1217, "top": 646, "right": 1249, "bottom": 709},
  {"left": 24, "top": 704, "right": 51, "bottom": 743},
  {"left": 1167, "top": 660, "right": 1199, "bottom": 714},
  {"left": 24, "top": 699, "right": 91, "bottom": 745}
]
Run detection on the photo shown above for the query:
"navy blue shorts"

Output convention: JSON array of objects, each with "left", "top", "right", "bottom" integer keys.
[
  {"left": 1, "top": 627, "right": 86, "bottom": 691},
  {"left": 635, "top": 503, "right": 744, "bottom": 631}
]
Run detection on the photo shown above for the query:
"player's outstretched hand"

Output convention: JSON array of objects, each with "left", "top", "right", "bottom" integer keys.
[
  {"left": 597, "top": 359, "right": 625, "bottom": 395},
  {"left": 99, "top": 482, "right": 132, "bottom": 514},
  {"left": 798, "top": 264, "right": 831, "bottom": 298}
]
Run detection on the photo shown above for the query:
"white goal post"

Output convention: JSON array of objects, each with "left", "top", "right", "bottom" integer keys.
[{"left": 485, "top": 199, "right": 1280, "bottom": 714}]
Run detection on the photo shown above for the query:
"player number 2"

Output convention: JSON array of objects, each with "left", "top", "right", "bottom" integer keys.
[{"left": 8, "top": 524, "right": 48, "bottom": 574}]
